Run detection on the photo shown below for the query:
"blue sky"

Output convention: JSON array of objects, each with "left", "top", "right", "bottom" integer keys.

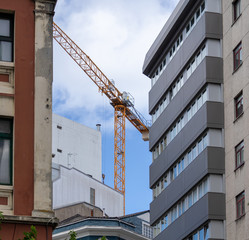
[{"left": 53, "top": 0, "right": 179, "bottom": 215}]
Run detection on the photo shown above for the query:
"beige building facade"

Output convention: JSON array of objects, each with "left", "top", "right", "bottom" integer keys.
[{"left": 223, "top": 0, "right": 249, "bottom": 239}]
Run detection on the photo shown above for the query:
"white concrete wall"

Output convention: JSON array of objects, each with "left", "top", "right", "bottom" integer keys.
[
  {"left": 52, "top": 114, "right": 102, "bottom": 181},
  {"left": 53, "top": 165, "right": 124, "bottom": 217}
]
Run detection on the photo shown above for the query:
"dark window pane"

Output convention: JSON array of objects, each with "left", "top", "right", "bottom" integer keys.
[
  {"left": 0, "top": 139, "right": 11, "bottom": 184},
  {"left": 0, "top": 119, "right": 11, "bottom": 134}
]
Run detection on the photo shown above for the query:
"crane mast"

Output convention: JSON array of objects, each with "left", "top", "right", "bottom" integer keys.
[{"left": 53, "top": 22, "right": 149, "bottom": 214}]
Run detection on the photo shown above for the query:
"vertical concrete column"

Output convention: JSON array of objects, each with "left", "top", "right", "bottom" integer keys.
[{"left": 32, "top": 0, "right": 56, "bottom": 218}]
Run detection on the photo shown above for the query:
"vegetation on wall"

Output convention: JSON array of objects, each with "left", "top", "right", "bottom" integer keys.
[
  {"left": 67, "top": 230, "right": 77, "bottom": 240},
  {"left": 19, "top": 225, "right": 37, "bottom": 240}
]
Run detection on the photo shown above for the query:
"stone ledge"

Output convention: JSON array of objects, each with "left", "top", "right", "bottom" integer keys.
[{"left": 2, "top": 215, "right": 59, "bottom": 228}]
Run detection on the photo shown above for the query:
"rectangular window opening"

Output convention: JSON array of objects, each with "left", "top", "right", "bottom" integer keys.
[
  {"left": 0, "top": 118, "right": 13, "bottom": 185},
  {"left": 236, "top": 191, "right": 245, "bottom": 219},
  {"left": 233, "top": 0, "right": 241, "bottom": 22},
  {"left": 235, "top": 92, "right": 243, "bottom": 119},
  {"left": 235, "top": 141, "right": 244, "bottom": 169},
  {"left": 233, "top": 42, "right": 242, "bottom": 71},
  {"left": 0, "top": 13, "right": 14, "bottom": 62}
]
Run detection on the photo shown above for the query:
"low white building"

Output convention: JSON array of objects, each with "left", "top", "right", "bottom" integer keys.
[
  {"left": 52, "top": 164, "right": 124, "bottom": 217},
  {"left": 52, "top": 114, "right": 124, "bottom": 217}
]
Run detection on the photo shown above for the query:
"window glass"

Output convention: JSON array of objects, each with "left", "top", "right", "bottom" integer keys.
[
  {"left": 203, "top": 134, "right": 208, "bottom": 148},
  {"left": 182, "top": 199, "right": 185, "bottom": 212},
  {"left": 170, "top": 169, "right": 173, "bottom": 182},
  {"left": 196, "top": 9, "right": 200, "bottom": 19},
  {"left": 0, "top": 118, "right": 12, "bottom": 185},
  {"left": 164, "top": 174, "right": 168, "bottom": 188},
  {"left": 187, "top": 65, "right": 191, "bottom": 78},
  {"left": 0, "top": 14, "right": 13, "bottom": 62},
  {"left": 174, "top": 165, "right": 177, "bottom": 179},
  {"left": 191, "top": 58, "right": 196, "bottom": 72},
  {"left": 236, "top": 192, "right": 245, "bottom": 218},
  {"left": 178, "top": 202, "right": 182, "bottom": 216},
  {"left": 193, "top": 188, "right": 198, "bottom": 203},
  {"left": 190, "top": 17, "right": 195, "bottom": 27},
  {"left": 198, "top": 139, "right": 203, "bottom": 154},
  {"left": 0, "top": 41, "right": 12, "bottom": 62},
  {"left": 233, "top": 0, "right": 241, "bottom": 22},
  {"left": 202, "top": 89, "right": 207, "bottom": 103},
  {"left": 186, "top": 23, "right": 190, "bottom": 33},
  {"left": 0, "top": 119, "right": 11, "bottom": 134},
  {"left": 204, "top": 225, "right": 209, "bottom": 240},
  {"left": 197, "top": 94, "right": 202, "bottom": 109},
  {"left": 235, "top": 141, "right": 244, "bottom": 168},
  {"left": 187, "top": 108, "right": 192, "bottom": 121},
  {"left": 203, "top": 179, "right": 208, "bottom": 193},
  {"left": 188, "top": 193, "right": 193, "bottom": 208},
  {"left": 165, "top": 215, "right": 168, "bottom": 228},
  {"left": 193, "top": 232, "right": 198, "bottom": 240},
  {"left": 0, "top": 139, "right": 11, "bottom": 184},
  {"left": 196, "top": 51, "right": 201, "bottom": 65},
  {"left": 178, "top": 161, "right": 182, "bottom": 174},
  {"left": 199, "top": 228, "right": 204, "bottom": 240},
  {"left": 199, "top": 182, "right": 203, "bottom": 198},
  {"left": 188, "top": 150, "right": 192, "bottom": 164},
  {"left": 192, "top": 101, "right": 197, "bottom": 115},
  {"left": 201, "top": 2, "right": 205, "bottom": 12},
  {"left": 201, "top": 45, "right": 206, "bottom": 59},
  {"left": 0, "top": 19, "right": 10, "bottom": 37},
  {"left": 192, "top": 145, "right": 197, "bottom": 159},
  {"left": 233, "top": 42, "right": 242, "bottom": 70},
  {"left": 181, "top": 158, "right": 184, "bottom": 170},
  {"left": 235, "top": 92, "right": 243, "bottom": 118}
]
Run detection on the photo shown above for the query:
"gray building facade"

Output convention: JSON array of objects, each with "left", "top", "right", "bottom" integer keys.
[{"left": 143, "top": 0, "right": 225, "bottom": 239}]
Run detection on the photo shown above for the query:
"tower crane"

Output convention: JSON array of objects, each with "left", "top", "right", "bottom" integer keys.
[{"left": 53, "top": 22, "right": 150, "bottom": 214}]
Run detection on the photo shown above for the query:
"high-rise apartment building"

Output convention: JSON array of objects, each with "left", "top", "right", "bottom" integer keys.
[
  {"left": 223, "top": 1, "right": 249, "bottom": 239},
  {"left": 0, "top": 0, "right": 57, "bottom": 238},
  {"left": 143, "top": 0, "right": 226, "bottom": 239}
]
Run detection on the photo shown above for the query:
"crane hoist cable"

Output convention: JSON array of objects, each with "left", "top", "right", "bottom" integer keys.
[{"left": 53, "top": 22, "right": 150, "bottom": 214}]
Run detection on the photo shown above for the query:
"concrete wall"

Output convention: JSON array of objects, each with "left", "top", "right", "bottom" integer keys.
[
  {"left": 53, "top": 165, "right": 123, "bottom": 217},
  {"left": 223, "top": 1, "right": 249, "bottom": 239},
  {"left": 55, "top": 202, "right": 105, "bottom": 222},
  {"left": 52, "top": 114, "right": 102, "bottom": 181}
]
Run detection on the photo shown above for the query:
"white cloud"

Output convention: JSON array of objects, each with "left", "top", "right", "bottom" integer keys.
[{"left": 53, "top": 0, "right": 180, "bottom": 130}]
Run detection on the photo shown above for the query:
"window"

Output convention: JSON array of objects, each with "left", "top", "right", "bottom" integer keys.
[
  {"left": 142, "top": 223, "right": 153, "bottom": 239},
  {"left": 235, "top": 141, "right": 244, "bottom": 168},
  {"left": 235, "top": 92, "right": 243, "bottom": 118},
  {"left": 236, "top": 191, "right": 245, "bottom": 219},
  {"left": 233, "top": 42, "right": 242, "bottom": 70},
  {"left": 233, "top": 0, "right": 241, "bottom": 22},
  {"left": 186, "top": 23, "right": 190, "bottom": 33},
  {"left": 201, "top": 2, "right": 205, "bottom": 12},
  {"left": 196, "top": 9, "right": 200, "bottom": 19},
  {"left": 90, "top": 187, "right": 95, "bottom": 205},
  {"left": 0, "top": 13, "right": 14, "bottom": 62},
  {"left": 0, "top": 118, "right": 12, "bottom": 185}
]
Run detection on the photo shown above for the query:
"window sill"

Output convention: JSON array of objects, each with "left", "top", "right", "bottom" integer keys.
[
  {"left": 231, "top": 14, "right": 242, "bottom": 27},
  {"left": 236, "top": 213, "right": 245, "bottom": 221},
  {"left": 234, "top": 161, "right": 245, "bottom": 172},
  {"left": 233, "top": 62, "right": 243, "bottom": 74},
  {"left": 0, "top": 185, "right": 13, "bottom": 190},
  {"left": 234, "top": 111, "right": 244, "bottom": 123}
]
